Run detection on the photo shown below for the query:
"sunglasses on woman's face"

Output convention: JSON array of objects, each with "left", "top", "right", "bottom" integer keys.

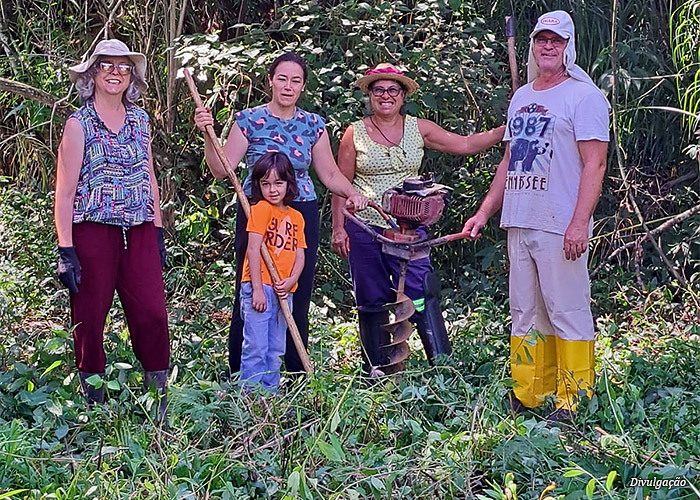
[
  {"left": 370, "top": 86, "right": 402, "bottom": 97},
  {"left": 98, "top": 61, "right": 134, "bottom": 76}
]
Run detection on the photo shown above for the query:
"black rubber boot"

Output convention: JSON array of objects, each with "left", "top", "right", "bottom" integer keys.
[
  {"left": 357, "top": 306, "right": 392, "bottom": 375},
  {"left": 78, "top": 371, "right": 105, "bottom": 405},
  {"left": 415, "top": 272, "right": 452, "bottom": 362},
  {"left": 144, "top": 370, "right": 168, "bottom": 424}
]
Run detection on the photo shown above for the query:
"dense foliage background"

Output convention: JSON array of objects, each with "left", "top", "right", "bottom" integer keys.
[{"left": 0, "top": 0, "right": 698, "bottom": 498}]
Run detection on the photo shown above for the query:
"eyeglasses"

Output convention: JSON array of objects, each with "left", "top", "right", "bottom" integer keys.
[
  {"left": 370, "top": 86, "right": 403, "bottom": 97},
  {"left": 98, "top": 61, "right": 134, "bottom": 76},
  {"left": 534, "top": 36, "right": 568, "bottom": 48}
]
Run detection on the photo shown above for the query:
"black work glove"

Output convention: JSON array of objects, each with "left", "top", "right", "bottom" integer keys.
[
  {"left": 57, "top": 246, "right": 81, "bottom": 293},
  {"left": 157, "top": 227, "right": 166, "bottom": 269}
]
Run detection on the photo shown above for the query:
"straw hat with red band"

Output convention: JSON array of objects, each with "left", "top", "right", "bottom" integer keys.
[
  {"left": 68, "top": 39, "right": 147, "bottom": 86},
  {"left": 356, "top": 63, "right": 419, "bottom": 96}
]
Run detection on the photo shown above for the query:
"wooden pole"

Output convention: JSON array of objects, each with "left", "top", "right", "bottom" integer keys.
[
  {"left": 182, "top": 69, "right": 313, "bottom": 373},
  {"left": 505, "top": 15, "right": 520, "bottom": 92}
]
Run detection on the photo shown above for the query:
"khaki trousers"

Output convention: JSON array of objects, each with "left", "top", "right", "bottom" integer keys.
[{"left": 507, "top": 227, "right": 595, "bottom": 410}]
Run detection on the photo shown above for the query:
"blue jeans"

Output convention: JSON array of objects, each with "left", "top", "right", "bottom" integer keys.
[
  {"left": 240, "top": 282, "right": 293, "bottom": 391},
  {"left": 229, "top": 200, "right": 319, "bottom": 374}
]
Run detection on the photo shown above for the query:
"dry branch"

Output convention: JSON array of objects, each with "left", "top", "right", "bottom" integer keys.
[
  {"left": 0, "top": 76, "right": 174, "bottom": 170},
  {"left": 592, "top": 203, "right": 700, "bottom": 278},
  {"left": 0, "top": 77, "right": 76, "bottom": 119}
]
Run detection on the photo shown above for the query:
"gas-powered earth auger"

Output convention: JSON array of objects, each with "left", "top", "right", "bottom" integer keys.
[{"left": 342, "top": 173, "right": 472, "bottom": 376}]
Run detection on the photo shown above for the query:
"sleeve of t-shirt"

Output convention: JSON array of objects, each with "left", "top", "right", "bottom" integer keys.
[
  {"left": 312, "top": 112, "right": 326, "bottom": 145},
  {"left": 293, "top": 209, "right": 307, "bottom": 249},
  {"left": 247, "top": 201, "right": 272, "bottom": 235},
  {"left": 573, "top": 90, "right": 610, "bottom": 142},
  {"left": 145, "top": 120, "right": 151, "bottom": 144},
  {"left": 234, "top": 108, "right": 252, "bottom": 140}
]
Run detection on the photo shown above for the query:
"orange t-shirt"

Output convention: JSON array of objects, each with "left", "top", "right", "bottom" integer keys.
[{"left": 241, "top": 200, "right": 307, "bottom": 292}]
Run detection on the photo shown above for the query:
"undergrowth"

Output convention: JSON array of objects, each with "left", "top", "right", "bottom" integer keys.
[{"left": 1, "top": 184, "right": 699, "bottom": 500}]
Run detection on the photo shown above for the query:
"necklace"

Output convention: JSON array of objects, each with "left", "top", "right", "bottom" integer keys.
[{"left": 369, "top": 116, "right": 405, "bottom": 153}]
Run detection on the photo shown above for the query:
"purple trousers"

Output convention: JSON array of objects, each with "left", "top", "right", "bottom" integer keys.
[
  {"left": 70, "top": 222, "right": 170, "bottom": 373},
  {"left": 345, "top": 220, "right": 432, "bottom": 315}
]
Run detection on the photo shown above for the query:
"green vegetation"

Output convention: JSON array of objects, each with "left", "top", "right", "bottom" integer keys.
[
  {"left": 1, "top": 184, "right": 698, "bottom": 499},
  {"left": 1, "top": 0, "right": 699, "bottom": 498}
]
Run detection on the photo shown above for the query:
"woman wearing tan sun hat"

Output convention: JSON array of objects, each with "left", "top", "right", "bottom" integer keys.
[
  {"left": 331, "top": 62, "right": 506, "bottom": 372},
  {"left": 55, "top": 39, "right": 170, "bottom": 420}
]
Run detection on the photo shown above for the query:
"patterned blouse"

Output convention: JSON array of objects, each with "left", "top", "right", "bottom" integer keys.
[
  {"left": 70, "top": 100, "right": 154, "bottom": 227},
  {"left": 352, "top": 115, "right": 425, "bottom": 227},
  {"left": 236, "top": 105, "right": 326, "bottom": 202}
]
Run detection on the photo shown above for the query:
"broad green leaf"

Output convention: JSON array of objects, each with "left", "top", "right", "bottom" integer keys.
[
  {"left": 329, "top": 411, "right": 341, "bottom": 433},
  {"left": 55, "top": 424, "right": 69, "bottom": 439},
  {"left": 287, "top": 470, "right": 300, "bottom": 494},
  {"left": 46, "top": 399, "right": 63, "bottom": 417},
  {"left": 563, "top": 468, "right": 585, "bottom": 477},
  {"left": 428, "top": 431, "right": 441, "bottom": 442},
  {"left": 41, "top": 360, "right": 62, "bottom": 377},
  {"left": 369, "top": 476, "right": 385, "bottom": 491},
  {"left": 585, "top": 478, "right": 595, "bottom": 499},
  {"left": 423, "top": 93, "right": 438, "bottom": 109},
  {"left": 86, "top": 374, "right": 103, "bottom": 389},
  {"left": 329, "top": 434, "right": 346, "bottom": 461},
  {"left": 107, "top": 380, "right": 120, "bottom": 391},
  {"left": 318, "top": 440, "right": 343, "bottom": 462},
  {"left": 606, "top": 471, "right": 617, "bottom": 490}
]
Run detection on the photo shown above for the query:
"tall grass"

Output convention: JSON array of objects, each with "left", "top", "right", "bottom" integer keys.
[{"left": 1, "top": 185, "right": 699, "bottom": 500}]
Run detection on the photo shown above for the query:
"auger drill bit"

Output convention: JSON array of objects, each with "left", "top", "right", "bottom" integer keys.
[{"left": 376, "top": 260, "right": 414, "bottom": 375}]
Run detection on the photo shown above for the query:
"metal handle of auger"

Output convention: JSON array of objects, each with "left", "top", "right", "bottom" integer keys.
[
  {"left": 342, "top": 205, "right": 470, "bottom": 250},
  {"left": 341, "top": 201, "right": 398, "bottom": 242},
  {"left": 183, "top": 69, "right": 313, "bottom": 374},
  {"left": 341, "top": 207, "right": 397, "bottom": 246}
]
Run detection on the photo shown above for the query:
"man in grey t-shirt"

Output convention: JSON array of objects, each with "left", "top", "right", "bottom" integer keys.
[{"left": 463, "top": 10, "right": 609, "bottom": 421}]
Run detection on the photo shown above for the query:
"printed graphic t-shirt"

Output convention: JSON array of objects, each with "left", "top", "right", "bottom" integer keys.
[
  {"left": 236, "top": 105, "right": 326, "bottom": 202},
  {"left": 241, "top": 200, "right": 307, "bottom": 292},
  {"left": 500, "top": 78, "right": 610, "bottom": 235}
]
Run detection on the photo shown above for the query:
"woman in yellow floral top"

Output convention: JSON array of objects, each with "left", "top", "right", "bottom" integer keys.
[{"left": 331, "top": 62, "right": 505, "bottom": 371}]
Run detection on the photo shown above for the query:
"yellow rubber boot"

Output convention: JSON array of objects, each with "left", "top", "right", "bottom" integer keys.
[
  {"left": 510, "top": 334, "right": 557, "bottom": 408},
  {"left": 555, "top": 337, "right": 595, "bottom": 411}
]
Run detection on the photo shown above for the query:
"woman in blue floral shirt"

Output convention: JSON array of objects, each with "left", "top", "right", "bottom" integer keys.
[{"left": 194, "top": 53, "right": 367, "bottom": 375}]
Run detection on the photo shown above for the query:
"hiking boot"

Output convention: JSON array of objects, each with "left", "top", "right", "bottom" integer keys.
[
  {"left": 79, "top": 371, "right": 105, "bottom": 405},
  {"left": 506, "top": 390, "right": 528, "bottom": 415},
  {"left": 144, "top": 370, "right": 168, "bottom": 425},
  {"left": 546, "top": 408, "right": 575, "bottom": 424}
]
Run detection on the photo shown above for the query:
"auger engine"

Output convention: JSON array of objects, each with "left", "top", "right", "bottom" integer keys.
[{"left": 380, "top": 173, "right": 450, "bottom": 257}]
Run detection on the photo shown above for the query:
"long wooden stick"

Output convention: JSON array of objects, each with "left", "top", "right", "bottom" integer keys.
[
  {"left": 505, "top": 14, "right": 520, "bottom": 91},
  {"left": 183, "top": 69, "right": 313, "bottom": 373}
]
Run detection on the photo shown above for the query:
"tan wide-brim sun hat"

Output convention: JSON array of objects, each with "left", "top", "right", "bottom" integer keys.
[
  {"left": 356, "top": 62, "right": 419, "bottom": 96},
  {"left": 68, "top": 39, "right": 147, "bottom": 84}
]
